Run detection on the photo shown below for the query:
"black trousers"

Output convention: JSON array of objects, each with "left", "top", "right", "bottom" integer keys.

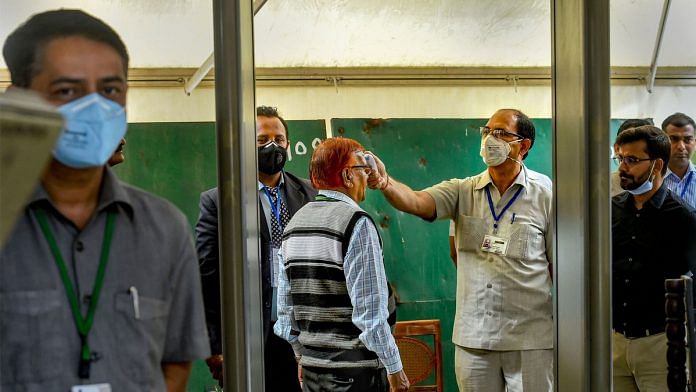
[
  {"left": 302, "top": 366, "right": 388, "bottom": 392},
  {"left": 265, "top": 329, "right": 301, "bottom": 392}
]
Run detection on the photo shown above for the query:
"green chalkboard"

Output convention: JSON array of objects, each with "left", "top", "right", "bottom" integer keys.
[{"left": 112, "top": 120, "right": 325, "bottom": 391}]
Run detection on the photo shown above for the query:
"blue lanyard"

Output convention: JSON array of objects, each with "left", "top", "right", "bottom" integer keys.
[
  {"left": 485, "top": 185, "right": 524, "bottom": 234},
  {"left": 262, "top": 187, "right": 283, "bottom": 227},
  {"left": 680, "top": 171, "right": 694, "bottom": 199}
]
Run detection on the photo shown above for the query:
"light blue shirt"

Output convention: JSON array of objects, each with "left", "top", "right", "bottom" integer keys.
[
  {"left": 664, "top": 162, "right": 696, "bottom": 209},
  {"left": 274, "top": 190, "right": 403, "bottom": 374}
]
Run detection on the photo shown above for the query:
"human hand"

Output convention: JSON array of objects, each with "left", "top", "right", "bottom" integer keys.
[
  {"left": 205, "top": 355, "right": 224, "bottom": 387},
  {"left": 298, "top": 363, "right": 303, "bottom": 388},
  {"left": 365, "top": 152, "right": 389, "bottom": 190},
  {"left": 387, "top": 370, "right": 410, "bottom": 392}
]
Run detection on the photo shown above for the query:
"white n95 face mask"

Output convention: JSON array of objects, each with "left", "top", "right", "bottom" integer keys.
[
  {"left": 480, "top": 135, "right": 512, "bottom": 167},
  {"left": 54, "top": 93, "right": 127, "bottom": 168}
]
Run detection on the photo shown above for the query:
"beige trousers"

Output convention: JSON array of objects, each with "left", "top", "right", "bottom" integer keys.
[
  {"left": 454, "top": 345, "right": 553, "bottom": 392},
  {"left": 612, "top": 331, "right": 668, "bottom": 392}
]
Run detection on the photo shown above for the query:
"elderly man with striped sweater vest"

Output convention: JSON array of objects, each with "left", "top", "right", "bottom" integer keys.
[{"left": 274, "top": 138, "right": 409, "bottom": 392}]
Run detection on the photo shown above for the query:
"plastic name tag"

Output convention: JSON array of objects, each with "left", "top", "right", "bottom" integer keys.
[
  {"left": 481, "top": 234, "right": 509, "bottom": 255},
  {"left": 71, "top": 384, "right": 111, "bottom": 392}
]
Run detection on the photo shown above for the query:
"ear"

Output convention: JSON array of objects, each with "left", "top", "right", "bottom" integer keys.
[
  {"left": 519, "top": 139, "right": 532, "bottom": 157},
  {"left": 342, "top": 169, "right": 353, "bottom": 187},
  {"left": 653, "top": 158, "right": 664, "bottom": 176}
]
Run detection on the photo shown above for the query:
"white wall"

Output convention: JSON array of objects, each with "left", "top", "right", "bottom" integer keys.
[
  {"left": 127, "top": 84, "right": 696, "bottom": 125},
  {"left": 2, "top": 0, "right": 695, "bottom": 68}
]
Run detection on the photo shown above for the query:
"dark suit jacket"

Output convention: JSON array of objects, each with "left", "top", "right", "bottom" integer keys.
[{"left": 196, "top": 171, "right": 317, "bottom": 354}]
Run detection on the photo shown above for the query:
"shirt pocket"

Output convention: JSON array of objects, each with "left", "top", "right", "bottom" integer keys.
[
  {"left": 0, "top": 289, "right": 68, "bottom": 384},
  {"left": 456, "top": 215, "right": 488, "bottom": 253},
  {"left": 505, "top": 223, "right": 543, "bottom": 262},
  {"left": 114, "top": 291, "right": 169, "bottom": 384}
]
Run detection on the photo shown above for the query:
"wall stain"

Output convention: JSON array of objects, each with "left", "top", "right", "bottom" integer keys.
[{"left": 363, "top": 118, "right": 385, "bottom": 135}]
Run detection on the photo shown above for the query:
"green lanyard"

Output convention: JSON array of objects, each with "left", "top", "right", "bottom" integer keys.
[{"left": 34, "top": 208, "right": 116, "bottom": 379}]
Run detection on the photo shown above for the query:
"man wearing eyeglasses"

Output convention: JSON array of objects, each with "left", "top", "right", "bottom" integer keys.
[
  {"left": 611, "top": 119, "right": 655, "bottom": 196},
  {"left": 275, "top": 138, "right": 409, "bottom": 392},
  {"left": 367, "top": 109, "right": 554, "bottom": 391},
  {"left": 196, "top": 106, "right": 316, "bottom": 390},
  {"left": 662, "top": 113, "right": 696, "bottom": 209},
  {"left": 612, "top": 125, "right": 696, "bottom": 391}
]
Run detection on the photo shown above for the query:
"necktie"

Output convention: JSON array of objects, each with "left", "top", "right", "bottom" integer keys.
[
  {"left": 265, "top": 186, "right": 290, "bottom": 247},
  {"left": 266, "top": 186, "right": 290, "bottom": 321}
]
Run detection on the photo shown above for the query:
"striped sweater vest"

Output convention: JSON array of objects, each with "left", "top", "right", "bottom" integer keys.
[{"left": 282, "top": 199, "right": 393, "bottom": 369}]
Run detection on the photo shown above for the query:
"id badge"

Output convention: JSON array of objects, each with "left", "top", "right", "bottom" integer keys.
[
  {"left": 271, "top": 247, "right": 281, "bottom": 288},
  {"left": 481, "top": 234, "right": 509, "bottom": 255},
  {"left": 71, "top": 384, "right": 111, "bottom": 392}
]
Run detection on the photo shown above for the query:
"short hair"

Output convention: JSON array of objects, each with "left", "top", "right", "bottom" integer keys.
[
  {"left": 3, "top": 9, "right": 129, "bottom": 88},
  {"left": 617, "top": 118, "right": 654, "bottom": 136},
  {"left": 257, "top": 106, "right": 289, "bottom": 138},
  {"left": 497, "top": 109, "right": 535, "bottom": 159},
  {"left": 661, "top": 112, "right": 695, "bottom": 131},
  {"left": 310, "top": 137, "right": 364, "bottom": 189},
  {"left": 615, "top": 125, "right": 671, "bottom": 175}
]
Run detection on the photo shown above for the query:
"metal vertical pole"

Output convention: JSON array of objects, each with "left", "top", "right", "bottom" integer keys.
[
  {"left": 552, "top": 0, "right": 611, "bottom": 391},
  {"left": 212, "top": 0, "right": 264, "bottom": 391}
]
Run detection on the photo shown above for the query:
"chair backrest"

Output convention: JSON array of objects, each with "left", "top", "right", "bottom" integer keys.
[{"left": 393, "top": 319, "right": 443, "bottom": 392}]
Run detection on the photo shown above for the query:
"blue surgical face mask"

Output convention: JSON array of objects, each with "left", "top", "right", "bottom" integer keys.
[
  {"left": 625, "top": 160, "right": 656, "bottom": 196},
  {"left": 54, "top": 93, "right": 127, "bottom": 168}
]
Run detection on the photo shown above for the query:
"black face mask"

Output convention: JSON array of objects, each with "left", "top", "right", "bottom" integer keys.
[{"left": 257, "top": 142, "right": 287, "bottom": 175}]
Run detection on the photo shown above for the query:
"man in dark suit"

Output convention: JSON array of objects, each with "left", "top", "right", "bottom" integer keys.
[{"left": 196, "top": 106, "right": 317, "bottom": 390}]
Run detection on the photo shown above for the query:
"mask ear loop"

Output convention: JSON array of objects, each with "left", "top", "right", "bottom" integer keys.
[{"left": 647, "top": 160, "right": 657, "bottom": 182}]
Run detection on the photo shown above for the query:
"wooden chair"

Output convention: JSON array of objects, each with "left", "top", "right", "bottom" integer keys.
[{"left": 393, "top": 319, "right": 443, "bottom": 392}]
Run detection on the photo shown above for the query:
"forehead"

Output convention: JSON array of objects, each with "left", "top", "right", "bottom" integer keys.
[
  {"left": 32, "top": 36, "right": 126, "bottom": 85},
  {"left": 352, "top": 150, "right": 366, "bottom": 164},
  {"left": 618, "top": 140, "right": 648, "bottom": 156},
  {"left": 665, "top": 124, "right": 695, "bottom": 136},
  {"left": 256, "top": 115, "right": 286, "bottom": 135},
  {"left": 485, "top": 111, "right": 518, "bottom": 132}
]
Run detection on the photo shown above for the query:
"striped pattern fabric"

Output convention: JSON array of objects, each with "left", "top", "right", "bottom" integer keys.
[
  {"left": 282, "top": 199, "right": 381, "bottom": 369},
  {"left": 664, "top": 163, "right": 696, "bottom": 209}
]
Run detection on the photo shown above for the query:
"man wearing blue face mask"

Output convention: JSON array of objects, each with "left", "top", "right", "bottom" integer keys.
[
  {"left": 0, "top": 9, "right": 209, "bottom": 392},
  {"left": 195, "top": 105, "right": 316, "bottom": 390},
  {"left": 612, "top": 125, "right": 696, "bottom": 392},
  {"left": 366, "top": 109, "right": 554, "bottom": 391}
]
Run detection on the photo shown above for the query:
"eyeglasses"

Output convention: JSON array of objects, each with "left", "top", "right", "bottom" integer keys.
[
  {"left": 479, "top": 127, "right": 524, "bottom": 141},
  {"left": 613, "top": 155, "right": 653, "bottom": 167},
  {"left": 348, "top": 165, "right": 372, "bottom": 174}
]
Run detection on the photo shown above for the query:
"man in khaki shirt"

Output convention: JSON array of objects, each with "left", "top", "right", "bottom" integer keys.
[{"left": 367, "top": 109, "right": 553, "bottom": 392}]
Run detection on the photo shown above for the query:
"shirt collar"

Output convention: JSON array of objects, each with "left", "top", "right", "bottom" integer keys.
[
  {"left": 614, "top": 182, "right": 669, "bottom": 210},
  {"left": 317, "top": 189, "right": 361, "bottom": 209},
  {"left": 28, "top": 166, "right": 133, "bottom": 217},
  {"left": 665, "top": 162, "right": 696, "bottom": 181},
  {"left": 258, "top": 171, "right": 285, "bottom": 191},
  {"left": 647, "top": 182, "right": 669, "bottom": 209},
  {"left": 474, "top": 165, "right": 528, "bottom": 191}
]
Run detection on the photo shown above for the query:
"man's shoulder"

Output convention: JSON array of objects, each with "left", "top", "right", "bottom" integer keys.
[
  {"left": 525, "top": 168, "right": 552, "bottom": 192},
  {"left": 284, "top": 171, "right": 317, "bottom": 195},
  {"left": 664, "top": 189, "right": 696, "bottom": 215},
  {"left": 120, "top": 182, "right": 189, "bottom": 227},
  {"left": 200, "top": 187, "right": 219, "bottom": 203}
]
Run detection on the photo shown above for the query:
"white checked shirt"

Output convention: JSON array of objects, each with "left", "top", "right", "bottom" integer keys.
[
  {"left": 274, "top": 190, "right": 403, "bottom": 374},
  {"left": 664, "top": 162, "right": 696, "bottom": 209},
  {"left": 424, "top": 167, "right": 554, "bottom": 351}
]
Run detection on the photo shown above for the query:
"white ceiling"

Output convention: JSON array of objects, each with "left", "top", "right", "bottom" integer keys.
[{"left": 1, "top": 0, "right": 694, "bottom": 69}]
